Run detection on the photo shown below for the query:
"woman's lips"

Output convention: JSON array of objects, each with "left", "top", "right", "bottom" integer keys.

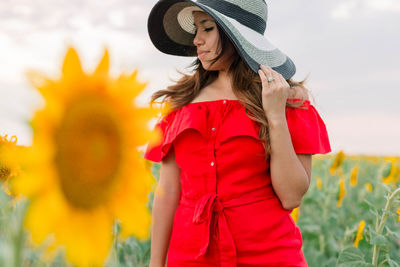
[{"left": 197, "top": 51, "right": 208, "bottom": 59}]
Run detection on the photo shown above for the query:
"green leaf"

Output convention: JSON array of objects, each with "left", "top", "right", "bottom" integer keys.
[
  {"left": 368, "top": 226, "right": 389, "bottom": 246},
  {"left": 299, "top": 224, "right": 321, "bottom": 234},
  {"left": 326, "top": 235, "right": 340, "bottom": 253},
  {"left": 363, "top": 199, "right": 378, "bottom": 211},
  {"left": 337, "top": 247, "right": 373, "bottom": 266},
  {"left": 387, "top": 255, "right": 400, "bottom": 267},
  {"left": 381, "top": 162, "right": 392, "bottom": 177},
  {"left": 323, "top": 257, "right": 337, "bottom": 267},
  {"left": 385, "top": 226, "right": 400, "bottom": 240}
]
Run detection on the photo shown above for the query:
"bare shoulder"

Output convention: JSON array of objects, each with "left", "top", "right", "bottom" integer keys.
[{"left": 289, "top": 85, "right": 309, "bottom": 100}]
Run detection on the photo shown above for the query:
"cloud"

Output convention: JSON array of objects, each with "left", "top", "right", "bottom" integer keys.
[
  {"left": 331, "top": 0, "right": 400, "bottom": 19},
  {"left": 331, "top": 1, "right": 359, "bottom": 19},
  {"left": 366, "top": 0, "right": 400, "bottom": 12}
]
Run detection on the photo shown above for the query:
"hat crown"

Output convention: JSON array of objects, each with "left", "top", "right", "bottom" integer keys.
[
  {"left": 218, "top": 0, "right": 268, "bottom": 21},
  {"left": 195, "top": 0, "right": 268, "bottom": 34}
]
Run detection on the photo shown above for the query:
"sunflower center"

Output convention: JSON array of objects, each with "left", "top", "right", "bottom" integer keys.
[
  {"left": 0, "top": 165, "right": 11, "bottom": 181},
  {"left": 55, "top": 95, "right": 123, "bottom": 210}
]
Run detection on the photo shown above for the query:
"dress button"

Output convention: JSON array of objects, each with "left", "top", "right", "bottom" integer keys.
[
  {"left": 210, "top": 161, "right": 215, "bottom": 166},
  {"left": 223, "top": 100, "right": 227, "bottom": 104},
  {"left": 211, "top": 127, "right": 216, "bottom": 131}
]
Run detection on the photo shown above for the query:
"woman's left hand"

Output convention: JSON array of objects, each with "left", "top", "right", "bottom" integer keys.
[{"left": 258, "top": 64, "right": 291, "bottom": 121}]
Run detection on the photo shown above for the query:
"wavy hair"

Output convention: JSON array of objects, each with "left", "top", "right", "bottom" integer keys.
[{"left": 149, "top": 24, "right": 311, "bottom": 160}]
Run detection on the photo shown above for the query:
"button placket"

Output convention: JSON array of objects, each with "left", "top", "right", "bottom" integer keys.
[
  {"left": 210, "top": 113, "right": 218, "bottom": 169},
  {"left": 208, "top": 104, "right": 221, "bottom": 193},
  {"left": 209, "top": 126, "right": 217, "bottom": 168}
]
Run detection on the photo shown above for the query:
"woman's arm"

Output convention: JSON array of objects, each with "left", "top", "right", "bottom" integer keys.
[
  {"left": 268, "top": 117, "right": 312, "bottom": 210},
  {"left": 258, "top": 65, "right": 312, "bottom": 210},
  {"left": 149, "top": 146, "right": 181, "bottom": 267}
]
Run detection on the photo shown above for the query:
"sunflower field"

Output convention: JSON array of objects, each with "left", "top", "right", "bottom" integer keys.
[
  {"left": 1, "top": 147, "right": 400, "bottom": 266},
  {"left": 1, "top": 47, "right": 399, "bottom": 267}
]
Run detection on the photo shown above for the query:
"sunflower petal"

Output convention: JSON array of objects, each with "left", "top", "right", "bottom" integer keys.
[
  {"left": 62, "top": 46, "right": 84, "bottom": 81},
  {"left": 25, "top": 70, "right": 54, "bottom": 92},
  {"left": 94, "top": 47, "right": 110, "bottom": 77}
]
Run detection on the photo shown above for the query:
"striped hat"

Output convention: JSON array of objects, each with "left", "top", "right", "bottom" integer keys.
[{"left": 147, "top": 0, "right": 296, "bottom": 80}]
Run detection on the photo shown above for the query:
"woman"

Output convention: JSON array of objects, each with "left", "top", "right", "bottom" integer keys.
[{"left": 144, "top": 1, "right": 331, "bottom": 266}]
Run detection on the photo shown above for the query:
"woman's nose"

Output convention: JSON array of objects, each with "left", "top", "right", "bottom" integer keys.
[{"left": 193, "top": 31, "right": 204, "bottom": 46}]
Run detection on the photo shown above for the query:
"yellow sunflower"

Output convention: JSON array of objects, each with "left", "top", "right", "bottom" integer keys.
[
  {"left": 0, "top": 135, "right": 15, "bottom": 181},
  {"left": 397, "top": 208, "right": 400, "bottom": 222},
  {"left": 365, "top": 183, "right": 373, "bottom": 192},
  {"left": 8, "top": 46, "right": 161, "bottom": 267},
  {"left": 350, "top": 165, "right": 359, "bottom": 187},
  {"left": 0, "top": 134, "right": 21, "bottom": 196},
  {"left": 382, "top": 158, "right": 400, "bottom": 186},
  {"left": 353, "top": 220, "right": 365, "bottom": 247},
  {"left": 315, "top": 176, "right": 322, "bottom": 190},
  {"left": 290, "top": 207, "right": 299, "bottom": 224},
  {"left": 337, "top": 178, "right": 346, "bottom": 207},
  {"left": 329, "top": 150, "right": 345, "bottom": 175}
]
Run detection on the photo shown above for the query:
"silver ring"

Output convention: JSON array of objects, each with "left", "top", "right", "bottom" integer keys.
[{"left": 267, "top": 76, "right": 275, "bottom": 82}]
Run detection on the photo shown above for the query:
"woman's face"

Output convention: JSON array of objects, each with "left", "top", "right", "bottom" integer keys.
[{"left": 192, "top": 11, "right": 235, "bottom": 71}]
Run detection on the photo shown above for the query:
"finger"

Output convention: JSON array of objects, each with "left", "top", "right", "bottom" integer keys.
[
  {"left": 265, "top": 68, "right": 280, "bottom": 87},
  {"left": 267, "top": 67, "right": 281, "bottom": 80},
  {"left": 276, "top": 71, "right": 286, "bottom": 85},
  {"left": 258, "top": 69, "right": 269, "bottom": 85},
  {"left": 274, "top": 72, "right": 291, "bottom": 97},
  {"left": 272, "top": 71, "right": 284, "bottom": 88},
  {"left": 264, "top": 66, "right": 282, "bottom": 85},
  {"left": 268, "top": 69, "right": 286, "bottom": 87},
  {"left": 258, "top": 70, "right": 272, "bottom": 89},
  {"left": 274, "top": 71, "right": 289, "bottom": 89},
  {"left": 260, "top": 65, "right": 273, "bottom": 80}
]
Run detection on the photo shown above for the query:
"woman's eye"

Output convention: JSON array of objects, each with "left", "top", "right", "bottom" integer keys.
[{"left": 194, "top": 27, "right": 214, "bottom": 34}]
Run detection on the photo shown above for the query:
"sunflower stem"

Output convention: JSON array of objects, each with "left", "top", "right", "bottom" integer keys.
[
  {"left": 13, "top": 198, "right": 28, "bottom": 267},
  {"left": 372, "top": 187, "right": 400, "bottom": 266},
  {"left": 112, "top": 221, "right": 119, "bottom": 265}
]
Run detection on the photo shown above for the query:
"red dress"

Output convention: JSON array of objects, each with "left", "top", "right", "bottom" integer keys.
[{"left": 144, "top": 98, "right": 331, "bottom": 267}]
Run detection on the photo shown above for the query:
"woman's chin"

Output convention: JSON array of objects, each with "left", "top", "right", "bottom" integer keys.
[{"left": 201, "top": 64, "right": 219, "bottom": 71}]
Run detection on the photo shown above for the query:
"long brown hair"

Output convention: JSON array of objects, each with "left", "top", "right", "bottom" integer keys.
[{"left": 149, "top": 24, "right": 311, "bottom": 161}]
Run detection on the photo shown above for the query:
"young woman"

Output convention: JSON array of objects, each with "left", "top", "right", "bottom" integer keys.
[{"left": 144, "top": 1, "right": 331, "bottom": 266}]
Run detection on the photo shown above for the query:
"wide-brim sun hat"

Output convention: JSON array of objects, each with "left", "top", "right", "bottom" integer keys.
[{"left": 147, "top": 0, "right": 296, "bottom": 80}]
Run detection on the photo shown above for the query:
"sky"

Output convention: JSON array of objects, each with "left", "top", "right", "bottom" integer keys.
[{"left": 1, "top": 0, "right": 399, "bottom": 156}]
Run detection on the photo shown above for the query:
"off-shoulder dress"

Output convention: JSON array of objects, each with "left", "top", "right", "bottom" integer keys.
[{"left": 144, "top": 98, "right": 331, "bottom": 267}]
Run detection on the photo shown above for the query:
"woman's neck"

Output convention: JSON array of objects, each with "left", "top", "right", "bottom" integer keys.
[{"left": 212, "top": 70, "right": 233, "bottom": 94}]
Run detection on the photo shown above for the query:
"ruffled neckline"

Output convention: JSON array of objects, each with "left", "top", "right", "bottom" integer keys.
[
  {"left": 144, "top": 97, "right": 330, "bottom": 163},
  {"left": 163, "top": 98, "right": 311, "bottom": 120},
  {"left": 185, "top": 98, "right": 310, "bottom": 107},
  {"left": 186, "top": 99, "right": 242, "bottom": 106}
]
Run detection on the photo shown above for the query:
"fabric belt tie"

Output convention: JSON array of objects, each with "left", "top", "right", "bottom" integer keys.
[{"left": 180, "top": 189, "right": 276, "bottom": 267}]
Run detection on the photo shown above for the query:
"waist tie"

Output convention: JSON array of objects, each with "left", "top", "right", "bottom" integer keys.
[{"left": 180, "top": 188, "right": 276, "bottom": 267}]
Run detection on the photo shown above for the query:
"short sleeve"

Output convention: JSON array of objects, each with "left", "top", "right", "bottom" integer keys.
[
  {"left": 143, "top": 111, "right": 176, "bottom": 163},
  {"left": 285, "top": 100, "right": 331, "bottom": 155}
]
